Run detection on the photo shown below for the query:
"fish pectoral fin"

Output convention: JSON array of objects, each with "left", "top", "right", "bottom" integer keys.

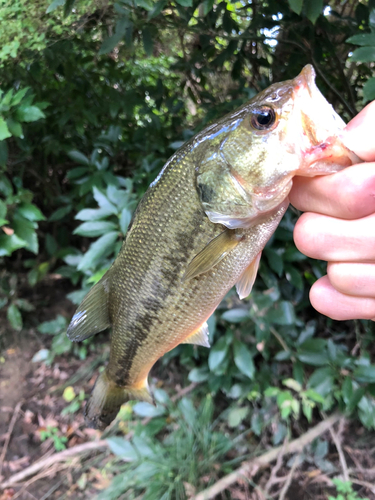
[
  {"left": 67, "top": 274, "right": 111, "bottom": 342},
  {"left": 236, "top": 252, "right": 262, "bottom": 300},
  {"left": 85, "top": 371, "right": 153, "bottom": 430},
  {"left": 181, "top": 322, "right": 210, "bottom": 348},
  {"left": 184, "top": 229, "right": 241, "bottom": 281}
]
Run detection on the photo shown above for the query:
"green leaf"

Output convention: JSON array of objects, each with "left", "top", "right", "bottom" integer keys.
[
  {"left": 264, "top": 248, "right": 283, "bottom": 276},
  {"left": 46, "top": 0, "right": 65, "bottom": 13},
  {"left": 307, "top": 367, "right": 334, "bottom": 396},
  {"left": 349, "top": 46, "right": 375, "bottom": 62},
  {"left": 188, "top": 367, "right": 210, "bottom": 382},
  {"left": 63, "top": 0, "right": 75, "bottom": 17},
  {"left": 15, "top": 299, "right": 35, "bottom": 312},
  {"left": 175, "top": 0, "right": 192, "bottom": 6},
  {"left": 77, "top": 231, "right": 119, "bottom": 271},
  {"left": 75, "top": 207, "right": 114, "bottom": 221},
  {"left": 0, "top": 233, "right": 26, "bottom": 256},
  {"left": 13, "top": 216, "right": 38, "bottom": 254},
  {"left": 267, "top": 301, "right": 296, "bottom": 325},
  {"left": 221, "top": 308, "right": 249, "bottom": 323},
  {"left": 16, "top": 106, "right": 45, "bottom": 122},
  {"left": 49, "top": 205, "right": 72, "bottom": 221},
  {"left": 202, "top": 0, "right": 214, "bottom": 16},
  {"left": 142, "top": 28, "right": 153, "bottom": 56},
  {"left": 0, "top": 117, "right": 11, "bottom": 141},
  {"left": 208, "top": 336, "right": 229, "bottom": 372},
  {"left": 38, "top": 314, "right": 67, "bottom": 335},
  {"left": 7, "top": 304, "right": 22, "bottom": 331},
  {"left": 233, "top": 341, "right": 255, "bottom": 379},
  {"left": 119, "top": 208, "right": 132, "bottom": 235},
  {"left": 288, "top": 0, "right": 303, "bottom": 15},
  {"left": 93, "top": 187, "right": 117, "bottom": 213},
  {"left": 346, "top": 33, "right": 375, "bottom": 46},
  {"left": 73, "top": 221, "right": 118, "bottom": 237},
  {"left": 68, "top": 150, "right": 90, "bottom": 165},
  {"left": 353, "top": 365, "right": 375, "bottom": 383},
  {"left": 6, "top": 119, "right": 23, "bottom": 138},
  {"left": 17, "top": 203, "right": 45, "bottom": 221},
  {"left": 305, "top": 0, "right": 323, "bottom": 24},
  {"left": 363, "top": 77, "right": 375, "bottom": 103},
  {"left": 228, "top": 407, "right": 249, "bottom": 428},
  {"left": 132, "top": 402, "right": 164, "bottom": 417},
  {"left": 11, "top": 87, "right": 29, "bottom": 106},
  {"left": 107, "top": 437, "right": 138, "bottom": 461}
]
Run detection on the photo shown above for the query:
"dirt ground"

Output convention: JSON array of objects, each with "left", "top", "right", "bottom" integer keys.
[{"left": 1, "top": 279, "right": 375, "bottom": 500}]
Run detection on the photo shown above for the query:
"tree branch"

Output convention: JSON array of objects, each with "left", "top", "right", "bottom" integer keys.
[{"left": 191, "top": 413, "right": 341, "bottom": 500}]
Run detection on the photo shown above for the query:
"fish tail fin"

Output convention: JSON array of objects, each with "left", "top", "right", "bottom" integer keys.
[{"left": 84, "top": 371, "right": 153, "bottom": 430}]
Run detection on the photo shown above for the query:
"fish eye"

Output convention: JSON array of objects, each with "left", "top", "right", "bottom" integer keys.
[{"left": 250, "top": 107, "right": 277, "bottom": 130}]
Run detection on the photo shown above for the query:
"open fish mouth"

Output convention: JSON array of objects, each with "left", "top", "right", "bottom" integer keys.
[{"left": 292, "top": 65, "right": 361, "bottom": 175}]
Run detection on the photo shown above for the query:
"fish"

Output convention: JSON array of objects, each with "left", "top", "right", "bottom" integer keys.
[{"left": 67, "top": 65, "right": 358, "bottom": 430}]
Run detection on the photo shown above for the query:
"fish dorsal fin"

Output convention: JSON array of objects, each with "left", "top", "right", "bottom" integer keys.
[
  {"left": 67, "top": 275, "right": 111, "bottom": 342},
  {"left": 184, "top": 229, "right": 240, "bottom": 281},
  {"left": 236, "top": 252, "right": 261, "bottom": 300},
  {"left": 181, "top": 322, "right": 210, "bottom": 348}
]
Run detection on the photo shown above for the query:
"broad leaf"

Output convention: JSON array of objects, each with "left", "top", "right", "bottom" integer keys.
[
  {"left": 73, "top": 220, "right": 118, "bottom": 237},
  {"left": 77, "top": 231, "right": 119, "bottom": 270},
  {"left": 305, "top": 0, "right": 323, "bottom": 24},
  {"left": 7, "top": 304, "right": 22, "bottom": 331},
  {"left": 0, "top": 117, "right": 11, "bottom": 141},
  {"left": 288, "top": 0, "right": 303, "bottom": 15},
  {"left": 233, "top": 341, "right": 255, "bottom": 379}
]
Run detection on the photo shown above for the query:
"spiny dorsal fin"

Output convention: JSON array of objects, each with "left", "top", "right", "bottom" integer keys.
[
  {"left": 181, "top": 322, "right": 210, "bottom": 348},
  {"left": 236, "top": 252, "right": 261, "bottom": 300},
  {"left": 67, "top": 274, "right": 111, "bottom": 342},
  {"left": 184, "top": 229, "right": 240, "bottom": 281}
]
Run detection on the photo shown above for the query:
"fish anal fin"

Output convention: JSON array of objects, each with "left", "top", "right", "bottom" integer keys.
[
  {"left": 67, "top": 275, "right": 111, "bottom": 342},
  {"left": 181, "top": 322, "right": 210, "bottom": 348},
  {"left": 84, "top": 371, "right": 153, "bottom": 430},
  {"left": 184, "top": 229, "right": 240, "bottom": 281},
  {"left": 236, "top": 252, "right": 262, "bottom": 300}
]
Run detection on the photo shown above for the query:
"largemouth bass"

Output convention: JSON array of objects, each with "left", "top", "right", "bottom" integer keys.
[{"left": 67, "top": 65, "right": 357, "bottom": 430}]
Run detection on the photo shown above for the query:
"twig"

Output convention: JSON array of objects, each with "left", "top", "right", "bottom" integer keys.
[
  {"left": 1, "top": 440, "right": 108, "bottom": 489},
  {"left": 0, "top": 401, "right": 23, "bottom": 480},
  {"left": 278, "top": 453, "right": 301, "bottom": 500},
  {"left": 264, "top": 436, "right": 288, "bottom": 494},
  {"left": 191, "top": 413, "right": 341, "bottom": 500},
  {"left": 326, "top": 415, "right": 349, "bottom": 482},
  {"left": 1, "top": 383, "right": 199, "bottom": 489},
  {"left": 349, "top": 478, "right": 375, "bottom": 494}
]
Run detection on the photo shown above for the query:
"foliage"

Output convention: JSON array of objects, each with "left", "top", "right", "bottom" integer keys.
[
  {"left": 39, "top": 425, "right": 68, "bottom": 451},
  {"left": 328, "top": 478, "right": 370, "bottom": 500},
  {"left": 1, "top": 0, "right": 375, "bottom": 496},
  {"left": 100, "top": 395, "right": 237, "bottom": 500}
]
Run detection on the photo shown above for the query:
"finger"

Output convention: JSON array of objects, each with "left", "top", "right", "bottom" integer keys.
[
  {"left": 341, "top": 101, "right": 375, "bottom": 162},
  {"left": 310, "top": 275, "right": 375, "bottom": 321},
  {"left": 327, "top": 262, "right": 375, "bottom": 298},
  {"left": 290, "top": 164, "right": 375, "bottom": 219},
  {"left": 293, "top": 212, "right": 375, "bottom": 261}
]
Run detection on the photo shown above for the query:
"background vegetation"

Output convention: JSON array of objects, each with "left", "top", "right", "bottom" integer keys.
[{"left": 1, "top": 0, "right": 375, "bottom": 498}]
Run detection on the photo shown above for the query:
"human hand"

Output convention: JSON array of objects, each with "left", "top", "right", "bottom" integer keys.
[{"left": 289, "top": 101, "right": 375, "bottom": 321}]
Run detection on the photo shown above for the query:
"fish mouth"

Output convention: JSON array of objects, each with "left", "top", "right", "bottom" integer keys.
[{"left": 292, "top": 65, "right": 361, "bottom": 174}]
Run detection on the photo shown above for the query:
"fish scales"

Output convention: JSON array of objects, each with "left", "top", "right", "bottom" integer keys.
[{"left": 67, "top": 65, "right": 359, "bottom": 429}]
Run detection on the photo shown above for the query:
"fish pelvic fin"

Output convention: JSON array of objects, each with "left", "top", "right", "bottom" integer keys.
[
  {"left": 67, "top": 274, "right": 111, "bottom": 342},
  {"left": 184, "top": 229, "right": 241, "bottom": 281},
  {"left": 84, "top": 371, "right": 153, "bottom": 430},
  {"left": 181, "top": 322, "right": 210, "bottom": 348},
  {"left": 236, "top": 252, "right": 262, "bottom": 300}
]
